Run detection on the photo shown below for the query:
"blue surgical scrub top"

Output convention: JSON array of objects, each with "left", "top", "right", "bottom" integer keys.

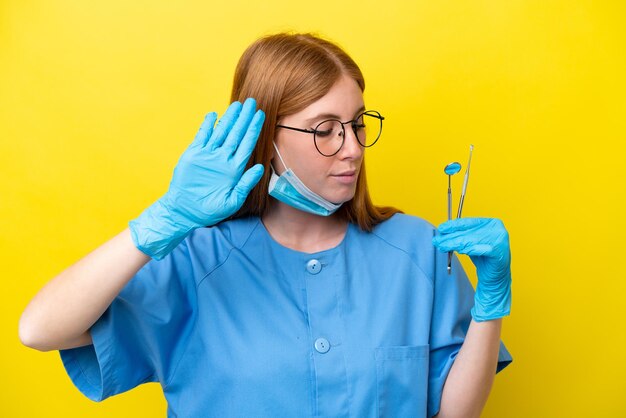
[{"left": 60, "top": 213, "right": 512, "bottom": 418}]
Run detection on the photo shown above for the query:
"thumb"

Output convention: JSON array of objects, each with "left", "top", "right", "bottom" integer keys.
[{"left": 229, "top": 164, "right": 265, "bottom": 207}]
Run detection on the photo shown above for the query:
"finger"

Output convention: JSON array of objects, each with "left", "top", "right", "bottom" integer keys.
[
  {"left": 228, "top": 163, "right": 265, "bottom": 208},
  {"left": 433, "top": 226, "right": 486, "bottom": 246},
  {"left": 208, "top": 101, "right": 243, "bottom": 151},
  {"left": 456, "top": 243, "right": 493, "bottom": 257},
  {"left": 222, "top": 98, "right": 257, "bottom": 155},
  {"left": 232, "top": 109, "right": 265, "bottom": 166},
  {"left": 433, "top": 235, "right": 494, "bottom": 256},
  {"left": 438, "top": 217, "right": 492, "bottom": 233},
  {"left": 190, "top": 112, "right": 217, "bottom": 150}
]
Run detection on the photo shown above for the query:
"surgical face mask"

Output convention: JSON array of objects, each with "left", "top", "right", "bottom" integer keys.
[{"left": 268, "top": 141, "right": 343, "bottom": 216}]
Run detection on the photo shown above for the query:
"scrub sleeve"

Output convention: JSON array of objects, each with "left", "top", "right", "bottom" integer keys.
[
  {"left": 59, "top": 240, "right": 196, "bottom": 401},
  {"left": 427, "top": 244, "right": 512, "bottom": 417}
]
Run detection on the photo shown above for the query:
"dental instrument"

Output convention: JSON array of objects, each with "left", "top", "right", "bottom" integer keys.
[{"left": 444, "top": 162, "right": 462, "bottom": 274}]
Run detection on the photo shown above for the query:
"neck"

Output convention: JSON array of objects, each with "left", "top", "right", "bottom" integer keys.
[{"left": 261, "top": 198, "right": 347, "bottom": 252}]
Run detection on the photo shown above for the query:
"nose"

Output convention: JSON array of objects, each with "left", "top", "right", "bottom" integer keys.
[{"left": 338, "top": 125, "right": 363, "bottom": 159}]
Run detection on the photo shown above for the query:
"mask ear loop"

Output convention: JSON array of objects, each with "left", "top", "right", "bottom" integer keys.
[{"left": 272, "top": 141, "right": 289, "bottom": 173}]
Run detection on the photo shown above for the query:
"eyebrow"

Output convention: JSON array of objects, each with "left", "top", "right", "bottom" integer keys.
[{"left": 304, "top": 105, "right": 366, "bottom": 124}]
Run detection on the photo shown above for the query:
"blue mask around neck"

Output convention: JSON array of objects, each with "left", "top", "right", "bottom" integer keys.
[{"left": 268, "top": 141, "right": 343, "bottom": 216}]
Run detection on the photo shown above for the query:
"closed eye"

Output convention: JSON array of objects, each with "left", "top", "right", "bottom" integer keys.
[{"left": 314, "top": 129, "right": 334, "bottom": 137}]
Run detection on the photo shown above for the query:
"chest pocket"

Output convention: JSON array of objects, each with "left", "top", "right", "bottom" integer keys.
[{"left": 375, "top": 345, "right": 429, "bottom": 418}]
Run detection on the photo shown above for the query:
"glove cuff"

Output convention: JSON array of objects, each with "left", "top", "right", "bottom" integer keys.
[{"left": 128, "top": 198, "right": 195, "bottom": 261}]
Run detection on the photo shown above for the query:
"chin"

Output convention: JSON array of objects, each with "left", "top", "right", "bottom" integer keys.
[{"left": 328, "top": 191, "right": 356, "bottom": 205}]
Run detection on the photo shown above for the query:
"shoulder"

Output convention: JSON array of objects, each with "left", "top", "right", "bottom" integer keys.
[
  {"left": 176, "top": 216, "right": 260, "bottom": 274},
  {"left": 130, "top": 217, "right": 260, "bottom": 291},
  {"left": 366, "top": 212, "right": 437, "bottom": 280},
  {"left": 186, "top": 216, "right": 259, "bottom": 249},
  {"left": 370, "top": 212, "right": 436, "bottom": 244}
]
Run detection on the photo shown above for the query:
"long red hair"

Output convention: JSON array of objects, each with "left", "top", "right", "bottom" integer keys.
[{"left": 227, "top": 32, "right": 402, "bottom": 232}]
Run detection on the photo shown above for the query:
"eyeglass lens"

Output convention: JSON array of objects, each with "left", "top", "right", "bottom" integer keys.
[{"left": 314, "top": 112, "right": 382, "bottom": 156}]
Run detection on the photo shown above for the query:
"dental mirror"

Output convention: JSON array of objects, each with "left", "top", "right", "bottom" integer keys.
[
  {"left": 444, "top": 162, "right": 461, "bottom": 176},
  {"left": 444, "top": 162, "right": 461, "bottom": 274},
  {"left": 444, "top": 162, "right": 461, "bottom": 220}
]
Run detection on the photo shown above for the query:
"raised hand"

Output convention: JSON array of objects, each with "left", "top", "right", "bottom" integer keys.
[{"left": 129, "top": 98, "right": 265, "bottom": 260}]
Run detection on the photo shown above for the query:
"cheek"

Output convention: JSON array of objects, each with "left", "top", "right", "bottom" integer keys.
[
  {"left": 307, "top": 160, "right": 332, "bottom": 186},
  {"left": 276, "top": 139, "right": 311, "bottom": 172},
  {"left": 284, "top": 149, "right": 326, "bottom": 188}
]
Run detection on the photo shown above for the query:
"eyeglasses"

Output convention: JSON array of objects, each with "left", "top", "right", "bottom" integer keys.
[{"left": 275, "top": 110, "right": 384, "bottom": 157}]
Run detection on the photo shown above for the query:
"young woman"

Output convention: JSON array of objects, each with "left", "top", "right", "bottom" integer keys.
[{"left": 20, "top": 32, "right": 513, "bottom": 418}]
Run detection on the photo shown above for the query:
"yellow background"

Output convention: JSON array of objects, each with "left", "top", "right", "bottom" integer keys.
[{"left": 2, "top": 1, "right": 625, "bottom": 417}]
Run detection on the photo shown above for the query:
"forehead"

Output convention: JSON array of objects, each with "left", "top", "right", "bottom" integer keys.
[{"left": 293, "top": 75, "right": 365, "bottom": 122}]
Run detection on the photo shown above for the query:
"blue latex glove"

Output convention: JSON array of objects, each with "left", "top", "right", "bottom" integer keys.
[
  {"left": 432, "top": 217, "right": 512, "bottom": 322},
  {"left": 129, "top": 98, "right": 265, "bottom": 260}
]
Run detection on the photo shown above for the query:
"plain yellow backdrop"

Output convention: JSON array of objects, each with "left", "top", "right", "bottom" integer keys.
[{"left": 2, "top": 1, "right": 625, "bottom": 417}]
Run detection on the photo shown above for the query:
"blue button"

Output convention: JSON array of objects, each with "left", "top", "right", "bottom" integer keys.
[
  {"left": 314, "top": 337, "right": 330, "bottom": 353},
  {"left": 306, "top": 259, "right": 321, "bottom": 274}
]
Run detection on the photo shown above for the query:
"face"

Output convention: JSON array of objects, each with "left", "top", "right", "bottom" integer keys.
[{"left": 273, "top": 74, "right": 365, "bottom": 205}]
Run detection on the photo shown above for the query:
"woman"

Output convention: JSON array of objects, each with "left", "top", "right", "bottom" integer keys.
[{"left": 19, "top": 32, "right": 513, "bottom": 418}]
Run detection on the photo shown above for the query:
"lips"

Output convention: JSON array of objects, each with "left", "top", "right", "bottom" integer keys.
[
  {"left": 333, "top": 170, "right": 356, "bottom": 176},
  {"left": 331, "top": 170, "right": 358, "bottom": 184}
]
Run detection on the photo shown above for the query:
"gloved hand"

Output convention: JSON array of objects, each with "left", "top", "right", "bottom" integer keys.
[
  {"left": 432, "top": 217, "right": 512, "bottom": 322},
  {"left": 129, "top": 98, "right": 265, "bottom": 260}
]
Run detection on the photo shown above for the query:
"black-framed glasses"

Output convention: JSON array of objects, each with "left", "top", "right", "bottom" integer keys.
[{"left": 275, "top": 110, "right": 384, "bottom": 157}]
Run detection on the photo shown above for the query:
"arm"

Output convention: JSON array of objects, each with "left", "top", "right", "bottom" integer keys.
[
  {"left": 435, "top": 318, "right": 503, "bottom": 418},
  {"left": 20, "top": 99, "right": 266, "bottom": 353},
  {"left": 431, "top": 218, "right": 513, "bottom": 417},
  {"left": 19, "top": 228, "right": 150, "bottom": 352}
]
